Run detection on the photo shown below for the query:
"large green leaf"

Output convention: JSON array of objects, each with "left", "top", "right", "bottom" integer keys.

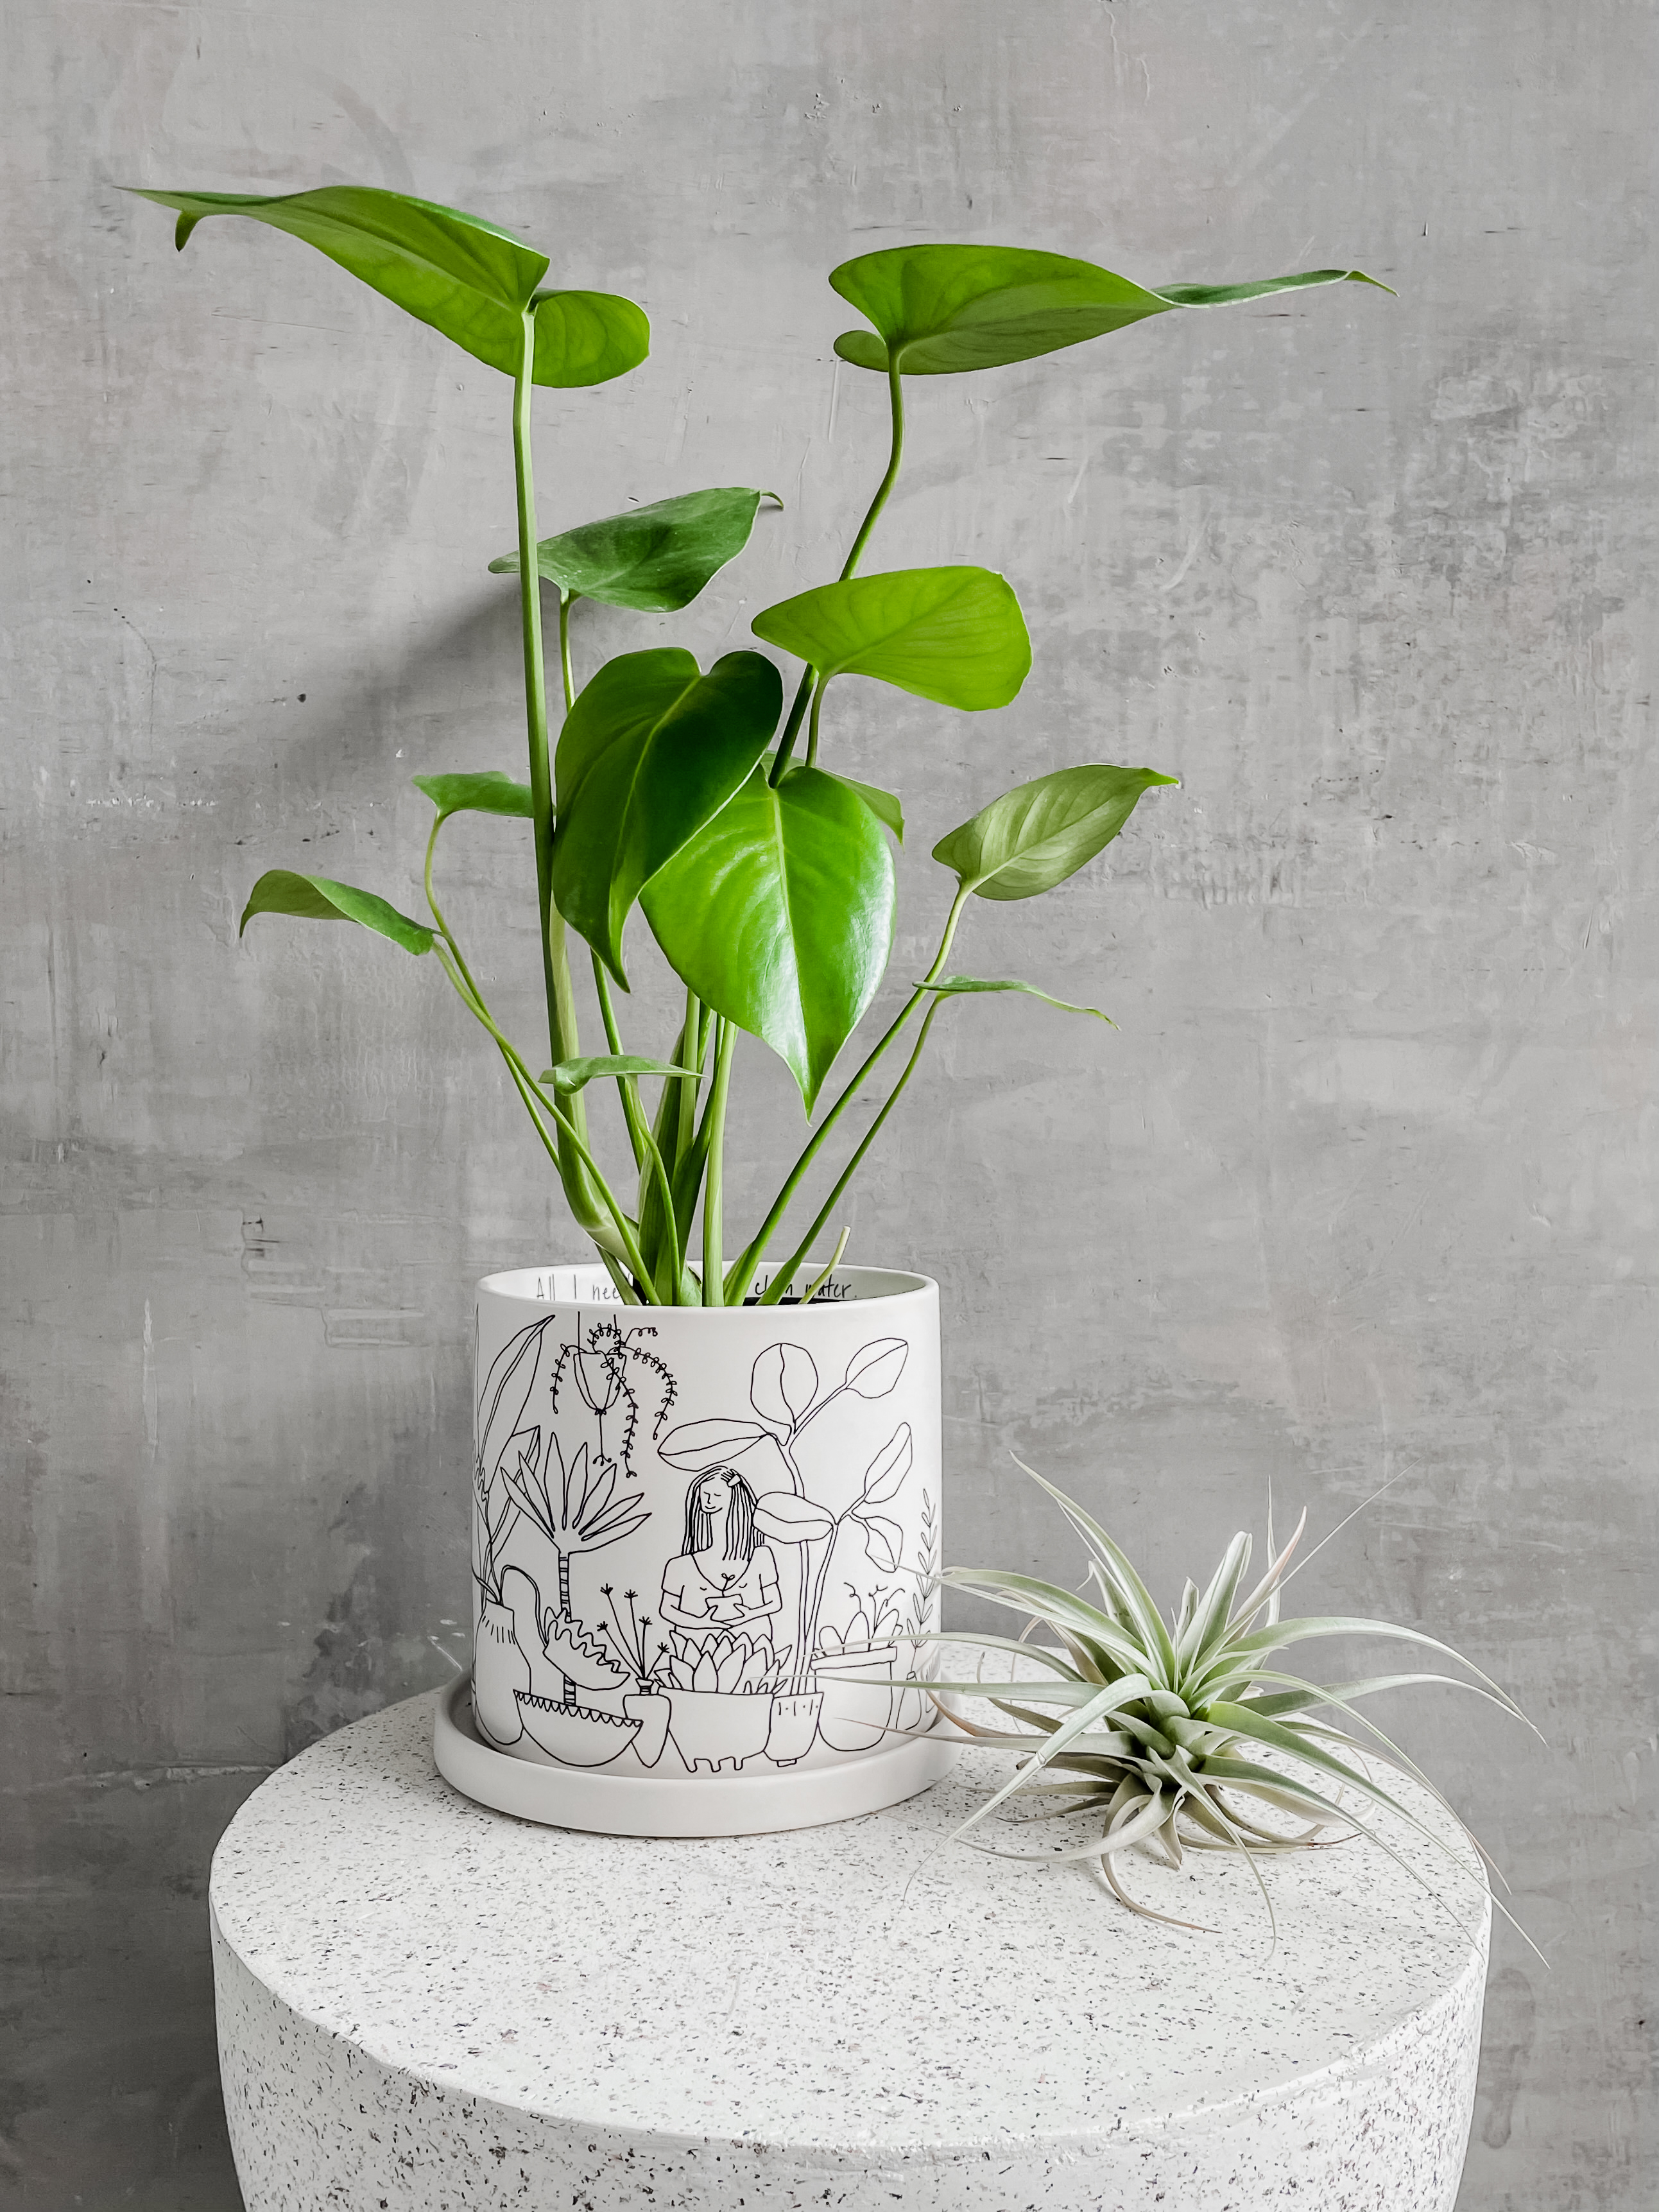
[
  {"left": 239, "top": 870, "right": 434, "bottom": 955},
  {"left": 752, "top": 567, "right": 1030, "bottom": 710},
  {"left": 642, "top": 765, "right": 895, "bottom": 1109},
  {"left": 126, "top": 185, "right": 648, "bottom": 386},
  {"left": 412, "top": 770, "right": 533, "bottom": 823},
  {"left": 830, "top": 243, "right": 1391, "bottom": 376},
  {"left": 933, "top": 765, "right": 1178, "bottom": 901},
  {"left": 915, "top": 975, "right": 1113, "bottom": 1023},
  {"left": 553, "top": 648, "right": 782, "bottom": 985},
  {"left": 489, "top": 488, "right": 775, "bottom": 610},
  {"left": 832, "top": 774, "right": 904, "bottom": 843}
]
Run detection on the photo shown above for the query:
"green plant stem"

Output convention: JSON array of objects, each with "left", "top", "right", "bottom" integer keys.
[
  {"left": 431, "top": 938, "right": 654, "bottom": 1292},
  {"left": 558, "top": 589, "right": 576, "bottom": 711},
  {"left": 756, "top": 996, "right": 946, "bottom": 1303},
  {"left": 803, "top": 675, "right": 828, "bottom": 770},
  {"left": 511, "top": 307, "right": 598, "bottom": 1224},
  {"left": 700, "top": 1019, "right": 737, "bottom": 1304},
  {"left": 839, "top": 357, "right": 906, "bottom": 582},
  {"left": 769, "top": 358, "right": 906, "bottom": 786},
  {"left": 726, "top": 884, "right": 969, "bottom": 1299}
]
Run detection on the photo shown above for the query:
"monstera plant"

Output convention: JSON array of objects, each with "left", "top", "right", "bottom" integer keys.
[{"left": 130, "top": 187, "right": 1387, "bottom": 1304}]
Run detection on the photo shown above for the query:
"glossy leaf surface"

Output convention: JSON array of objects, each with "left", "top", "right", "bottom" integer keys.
[
  {"left": 128, "top": 186, "right": 648, "bottom": 385},
  {"left": 916, "top": 975, "right": 1114, "bottom": 1023},
  {"left": 642, "top": 764, "right": 895, "bottom": 1109},
  {"left": 553, "top": 648, "right": 783, "bottom": 985},
  {"left": 830, "top": 243, "right": 1390, "bottom": 376},
  {"left": 933, "top": 764, "right": 1178, "bottom": 901},
  {"left": 239, "top": 870, "right": 433, "bottom": 955},
  {"left": 490, "top": 488, "right": 774, "bottom": 610},
  {"left": 413, "top": 770, "right": 533, "bottom": 823},
  {"left": 540, "top": 1055, "right": 698, "bottom": 1093},
  {"left": 753, "top": 567, "right": 1030, "bottom": 710}
]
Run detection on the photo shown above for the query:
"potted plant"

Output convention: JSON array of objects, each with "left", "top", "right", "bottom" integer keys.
[{"left": 129, "top": 182, "right": 1386, "bottom": 1834}]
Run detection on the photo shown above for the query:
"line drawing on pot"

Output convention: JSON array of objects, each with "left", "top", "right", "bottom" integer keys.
[
  {"left": 472, "top": 1313, "right": 668, "bottom": 1766},
  {"left": 657, "top": 1334, "right": 929, "bottom": 1765}
]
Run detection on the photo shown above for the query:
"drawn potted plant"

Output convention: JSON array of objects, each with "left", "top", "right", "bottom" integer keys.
[
  {"left": 129, "top": 179, "right": 1386, "bottom": 1830},
  {"left": 647, "top": 1629, "right": 786, "bottom": 1773},
  {"left": 659, "top": 1342, "right": 920, "bottom": 1763},
  {"left": 470, "top": 1460, "right": 528, "bottom": 1747},
  {"left": 590, "top": 1584, "right": 674, "bottom": 1770}
]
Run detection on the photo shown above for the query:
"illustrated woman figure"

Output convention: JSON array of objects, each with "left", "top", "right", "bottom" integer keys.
[{"left": 658, "top": 1469, "right": 782, "bottom": 1650}]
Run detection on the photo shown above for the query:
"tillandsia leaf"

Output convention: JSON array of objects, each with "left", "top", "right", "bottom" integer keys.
[
  {"left": 413, "top": 770, "right": 534, "bottom": 823},
  {"left": 540, "top": 1056, "right": 700, "bottom": 1094},
  {"left": 831, "top": 774, "right": 904, "bottom": 842},
  {"left": 915, "top": 976, "right": 1114, "bottom": 1023},
  {"left": 1013, "top": 1460, "right": 1178, "bottom": 1678},
  {"left": 126, "top": 186, "right": 649, "bottom": 386},
  {"left": 829, "top": 243, "right": 1393, "bottom": 377},
  {"left": 752, "top": 567, "right": 1031, "bottom": 712},
  {"left": 239, "top": 870, "right": 434, "bottom": 956},
  {"left": 489, "top": 488, "right": 777, "bottom": 611},
  {"left": 553, "top": 648, "right": 783, "bottom": 985},
  {"left": 641, "top": 764, "right": 895, "bottom": 1110},
  {"left": 933, "top": 765, "right": 1178, "bottom": 903}
]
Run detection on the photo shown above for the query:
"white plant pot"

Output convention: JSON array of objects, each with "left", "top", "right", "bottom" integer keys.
[{"left": 438, "top": 1263, "right": 954, "bottom": 1836}]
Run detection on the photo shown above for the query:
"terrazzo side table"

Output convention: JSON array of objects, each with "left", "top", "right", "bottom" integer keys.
[{"left": 211, "top": 1666, "right": 1490, "bottom": 2212}]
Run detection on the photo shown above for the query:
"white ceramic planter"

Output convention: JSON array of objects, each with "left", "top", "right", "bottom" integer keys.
[{"left": 439, "top": 1263, "right": 952, "bottom": 1836}]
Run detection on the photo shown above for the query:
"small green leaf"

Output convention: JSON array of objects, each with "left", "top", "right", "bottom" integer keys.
[
  {"left": 753, "top": 567, "right": 1030, "bottom": 711},
  {"left": 412, "top": 770, "right": 533, "bottom": 823},
  {"left": 829, "top": 243, "right": 1392, "bottom": 377},
  {"left": 553, "top": 648, "right": 782, "bottom": 985},
  {"left": 916, "top": 976, "right": 1114, "bottom": 1024},
  {"left": 489, "top": 487, "right": 775, "bottom": 611},
  {"left": 540, "top": 1056, "right": 699, "bottom": 1093},
  {"left": 830, "top": 774, "right": 904, "bottom": 843},
  {"left": 126, "top": 185, "right": 648, "bottom": 386},
  {"left": 239, "top": 870, "right": 434, "bottom": 955},
  {"left": 933, "top": 764, "right": 1178, "bottom": 901},
  {"left": 642, "top": 764, "right": 895, "bottom": 1109}
]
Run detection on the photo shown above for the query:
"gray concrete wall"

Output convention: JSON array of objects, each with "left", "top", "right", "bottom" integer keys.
[{"left": 3, "top": 3, "right": 1652, "bottom": 2204}]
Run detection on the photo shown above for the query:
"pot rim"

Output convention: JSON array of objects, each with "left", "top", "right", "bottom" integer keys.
[{"left": 477, "top": 1262, "right": 937, "bottom": 1311}]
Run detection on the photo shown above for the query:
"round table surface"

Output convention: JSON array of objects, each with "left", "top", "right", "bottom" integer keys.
[{"left": 210, "top": 1652, "right": 1488, "bottom": 2166}]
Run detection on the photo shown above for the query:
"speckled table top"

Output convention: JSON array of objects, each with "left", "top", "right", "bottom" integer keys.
[{"left": 209, "top": 1653, "right": 1488, "bottom": 2159}]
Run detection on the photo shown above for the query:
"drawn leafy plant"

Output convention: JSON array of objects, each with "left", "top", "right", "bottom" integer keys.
[
  {"left": 132, "top": 186, "right": 1388, "bottom": 1304},
  {"left": 818, "top": 1587, "right": 906, "bottom": 1657},
  {"left": 659, "top": 1334, "right": 915, "bottom": 1693},
  {"left": 651, "top": 1629, "right": 785, "bottom": 1697},
  {"left": 498, "top": 1429, "right": 648, "bottom": 1623}
]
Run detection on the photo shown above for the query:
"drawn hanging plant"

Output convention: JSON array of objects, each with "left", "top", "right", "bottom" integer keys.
[
  {"left": 919, "top": 1464, "right": 1540, "bottom": 1945},
  {"left": 658, "top": 1335, "right": 915, "bottom": 1692},
  {"left": 128, "top": 186, "right": 1389, "bottom": 1303}
]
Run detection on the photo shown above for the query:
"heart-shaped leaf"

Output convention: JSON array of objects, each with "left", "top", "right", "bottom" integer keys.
[
  {"left": 915, "top": 976, "right": 1114, "bottom": 1024},
  {"left": 753, "top": 1492, "right": 838, "bottom": 1543},
  {"left": 933, "top": 765, "right": 1178, "bottom": 901},
  {"left": 489, "top": 488, "right": 775, "bottom": 611},
  {"left": 413, "top": 770, "right": 533, "bottom": 823},
  {"left": 832, "top": 774, "right": 904, "bottom": 843},
  {"left": 751, "top": 1344, "right": 820, "bottom": 1430},
  {"left": 861, "top": 1423, "right": 914, "bottom": 1506},
  {"left": 658, "top": 1417, "right": 771, "bottom": 1469},
  {"left": 843, "top": 1338, "right": 909, "bottom": 1398},
  {"left": 239, "top": 870, "right": 433, "bottom": 955},
  {"left": 642, "top": 765, "right": 895, "bottom": 1110},
  {"left": 127, "top": 186, "right": 649, "bottom": 386},
  {"left": 553, "top": 648, "right": 782, "bottom": 986},
  {"left": 830, "top": 243, "right": 1391, "bottom": 376},
  {"left": 858, "top": 1514, "right": 905, "bottom": 1575},
  {"left": 752, "top": 567, "right": 1029, "bottom": 711},
  {"left": 540, "top": 1056, "right": 699, "bottom": 1094}
]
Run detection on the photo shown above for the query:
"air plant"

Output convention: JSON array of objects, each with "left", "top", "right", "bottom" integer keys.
[{"left": 922, "top": 1464, "right": 1537, "bottom": 1940}]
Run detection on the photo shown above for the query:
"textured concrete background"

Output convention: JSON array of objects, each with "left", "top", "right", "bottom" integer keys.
[{"left": 3, "top": 2, "right": 1653, "bottom": 2206}]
